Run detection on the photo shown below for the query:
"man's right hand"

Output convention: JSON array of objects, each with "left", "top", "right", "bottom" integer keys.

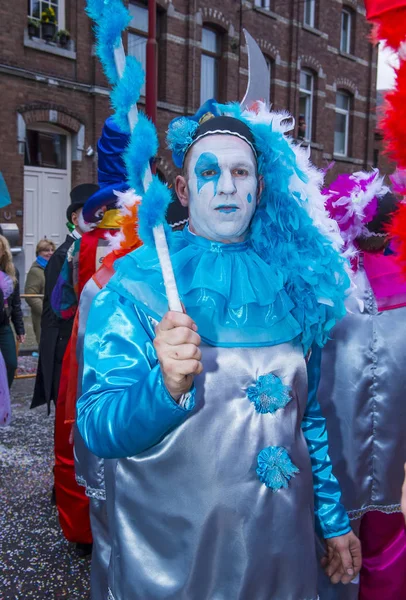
[{"left": 153, "top": 311, "right": 203, "bottom": 401}]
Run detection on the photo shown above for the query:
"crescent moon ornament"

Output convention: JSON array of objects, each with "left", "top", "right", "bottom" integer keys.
[{"left": 240, "top": 29, "right": 271, "bottom": 110}]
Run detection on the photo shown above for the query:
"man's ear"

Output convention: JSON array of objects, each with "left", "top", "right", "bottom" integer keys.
[
  {"left": 175, "top": 175, "right": 189, "bottom": 208},
  {"left": 257, "top": 175, "right": 264, "bottom": 205},
  {"left": 71, "top": 211, "right": 79, "bottom": 227}
]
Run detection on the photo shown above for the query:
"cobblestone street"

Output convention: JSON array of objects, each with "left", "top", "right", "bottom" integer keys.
[{"left": 0, "top": 378, "right": 90, "bottom": 599}]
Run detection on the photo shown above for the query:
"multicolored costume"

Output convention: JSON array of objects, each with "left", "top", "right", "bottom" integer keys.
[
  {"left": 318, "top": 170, "right": 406, "bottom": 600},
  {"left": 72, "top": 189, "right": 142, "bottom": 599},
  {"left": 51, "top": 118, "right": 131, "bottom": 549}
]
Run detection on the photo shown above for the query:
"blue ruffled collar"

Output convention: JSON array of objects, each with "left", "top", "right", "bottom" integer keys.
[
  {"left": 183, "top": 227, "right": 250, "bottom": 253},
  {"left": 108, "top": 227, "right": 302, "bottom": 348}
]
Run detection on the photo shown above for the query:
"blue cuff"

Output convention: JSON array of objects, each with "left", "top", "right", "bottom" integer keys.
[
  {"left": 323, "top": 525, "right": 352, "bottom": 540},
  {"left": 160, "top": 377, "right": 196, "bottom": 413}
]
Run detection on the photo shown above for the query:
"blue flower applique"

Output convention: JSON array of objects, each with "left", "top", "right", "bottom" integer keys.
[
  {"left": 247, "top": 373, "right": 291, "bottom": 414},
  {"left": 256, "top": 446, "right": 299, "bottom": 492}
]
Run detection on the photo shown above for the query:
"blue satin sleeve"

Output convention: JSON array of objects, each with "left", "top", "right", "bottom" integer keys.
[
  {"left": 76, "top": 288, "right": 195, "bottom": 459},
  {"left": 302, "top": 345, "right": 351, "bottom": 539}
]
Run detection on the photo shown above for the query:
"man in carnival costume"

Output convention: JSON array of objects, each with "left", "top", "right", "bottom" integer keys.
[
  {"left": 31, "top": 183, "right": 97, "bottom": 414},
  {"left": 76, "top": 87, "right": 363, "bottom": 598},
  {"left": 318, "top": 170, "right": 406, "bottom": 600},
  {"left": 69, "top": 123, "right": 145, "bottom": 595},
  {"left": 51, "top": 118, "right": 131, "bottom": 557}
]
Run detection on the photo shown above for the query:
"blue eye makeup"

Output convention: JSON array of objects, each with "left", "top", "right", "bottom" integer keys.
[{"left": 194, "top": 152, "right": 220, "bottom": 194}]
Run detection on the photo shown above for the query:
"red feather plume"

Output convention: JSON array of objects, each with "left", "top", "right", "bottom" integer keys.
[
  {"left": 372, "top": 7, "right": 406, "bottom": 49},
  {"left": 380, "top": 60, "right": 406, "bottom": 170}
]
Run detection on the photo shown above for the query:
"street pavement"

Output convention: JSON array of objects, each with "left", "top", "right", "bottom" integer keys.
[{"left": 0, "top": 378, "right": 91, "bottom": 599}]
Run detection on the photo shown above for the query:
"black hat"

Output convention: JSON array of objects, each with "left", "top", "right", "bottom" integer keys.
[
  {"left": 366, "top": 191, "right": 399, "bottom": 235},
  {"left": 67, "top": 183, "right": 99, "bottom": 223},
  {"left": 187, "top": 116, "right": 257, "bottom": 165}
]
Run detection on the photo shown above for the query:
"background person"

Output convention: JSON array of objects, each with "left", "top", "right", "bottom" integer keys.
[
  {"left": 0, "top": 235, "right": 25, "bottom": 387},
  {"left": 318, "top": 173, "right": 406, "bottom": 600},
  {"left": 24, "top": 239, "right": 55, "bottom": 344}
]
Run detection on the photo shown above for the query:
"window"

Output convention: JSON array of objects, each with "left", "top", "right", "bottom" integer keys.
[
  {"left": 334, "top": 91, "right": 351, "bottom": 156},
  {"left": 200, "top": 28, "right": 221, "bottom": 104},
  {"left": 298, "top": 69, "right": 314, "bottom": 142},
  {"left": 254, "top": 0, "right": 271, "bottom": 8},
  {"left": 373, "top": 148, "right": 379, "bottom": 168},
  {"left": 27, "top": 0, "right": 65, "bottom": 31},
  {"left": 128, "top": 3, "right": 149, "bottom": 96},
  {"left": 304, "top": 0, "right": 316, "bottom": 28},
  {"left": 340, "top": 9, "right": 352, "bottom": 54},
  {"left": 24, "top": 129, "right": 67, "bottom": 169}
]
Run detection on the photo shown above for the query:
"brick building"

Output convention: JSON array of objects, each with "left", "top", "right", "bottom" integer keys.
[{"left": 0, "top": 0, "right": 377, "bottom": 278}]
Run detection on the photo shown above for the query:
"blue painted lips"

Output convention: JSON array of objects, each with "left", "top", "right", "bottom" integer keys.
[{"left": 216, "top": 205, "right": 239, "bottom": 213}]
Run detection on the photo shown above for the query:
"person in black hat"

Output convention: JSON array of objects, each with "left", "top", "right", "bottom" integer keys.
[{"left": 31, "top": 183, "right": 98, "bottom": 413}]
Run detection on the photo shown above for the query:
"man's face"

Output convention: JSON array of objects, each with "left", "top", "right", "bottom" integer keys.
[
  {"left": 181, "top": 135, "right": 258, "bottom": 243},
  {"left": 72, "top": 208, "right": 95, "bottom": 234}
]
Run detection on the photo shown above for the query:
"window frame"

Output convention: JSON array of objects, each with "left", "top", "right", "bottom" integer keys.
[
  {"left": 298, "top": 68, "right": 315, "bottom": 143},
  {"left": 340, "top": 8, "right": 352, "bottom": 54},
  {"left": 334, "top": 90, "right": 351, "bottom": 157},
  {"left": 27, "top": 0, "right": 65, "bottom": 31},
  {"left": 304, "top": 0, "right": 316, "bottom": 28},
  {"left": 127, "top": 2, "right": 150, "bottom": 97},
  {"left": 200, "top": 26, "right": 221, "bottom": 105}
]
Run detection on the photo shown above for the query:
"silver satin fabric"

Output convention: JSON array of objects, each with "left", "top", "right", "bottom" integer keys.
[
  {"left": 89, "top": 498, "right": 111, "bottom": 600},
  {"left": 318, "top": 265, "right": 406, "bottom": 517},
  {"left": 106, "top": 342, "right": 319, "bottom": 600},
  {"left": 74, "top": 277, "right": 111, "bottom": 599}
]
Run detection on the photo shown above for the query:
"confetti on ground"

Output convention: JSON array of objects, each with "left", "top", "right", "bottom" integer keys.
[
  {"left": 0, "top": 379, "right": 90, "bottom": 599},
  {"left": 16, "top": 355, "right": 38, "bottom": 376}
]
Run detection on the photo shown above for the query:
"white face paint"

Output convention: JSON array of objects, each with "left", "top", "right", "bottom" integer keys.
[
  {"left": 77, "top": 208, "right": 96, "bottom": 233},
  {"left": 186, "top": 135, "right": 258, "bottom": 243}
]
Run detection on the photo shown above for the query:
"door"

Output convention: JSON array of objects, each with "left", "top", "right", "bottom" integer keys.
[{"left": 23, "top": 169, "right": 69, "bottom": 274}]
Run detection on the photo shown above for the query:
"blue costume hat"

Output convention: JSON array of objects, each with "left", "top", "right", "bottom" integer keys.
[{"left": 83, "top": 116, "right": 130, "bottom": 222}]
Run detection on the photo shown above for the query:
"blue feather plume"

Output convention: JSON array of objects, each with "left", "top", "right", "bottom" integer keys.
[
  {"left": 138, "top": 177, "right": 172, "bottom": 247},
  {"left": 123, "top": 113, "right": 158, "bottom": 194},
  {"left": 85, "top": 0, "right": 107, "bottom": 20},
  {"left": 93, "top": 1, "right": 131, "bottom": 85},
  {"left": 111, "top": 57, "right": 145, "bottom": 134},
  {"left": 166, "top": 117, "right": 199, "bottom": 168}
]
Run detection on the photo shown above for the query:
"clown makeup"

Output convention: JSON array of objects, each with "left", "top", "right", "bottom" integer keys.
[
  {"left": 184, "top": 135, "right": 259, "bottom": 243},
  {"left": 77, "top": 208, "right": 96, "bottom": 233}
]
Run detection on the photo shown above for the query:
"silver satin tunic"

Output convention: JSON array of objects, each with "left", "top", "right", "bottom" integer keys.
[
  {"left": 319, "top": 265, "right": 406, "bottom": 518},
  {"left": 106, "top": 342, "right": 318, "bottom": 600}
]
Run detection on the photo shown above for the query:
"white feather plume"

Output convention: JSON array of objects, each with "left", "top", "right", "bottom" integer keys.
[{"left": 105, "top": 188, "right": 141, "bottom": 252}]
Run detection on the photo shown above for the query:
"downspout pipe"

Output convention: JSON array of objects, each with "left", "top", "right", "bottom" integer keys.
[{"left": 146, "top": 0, "right": 157, "bottom": 126}]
